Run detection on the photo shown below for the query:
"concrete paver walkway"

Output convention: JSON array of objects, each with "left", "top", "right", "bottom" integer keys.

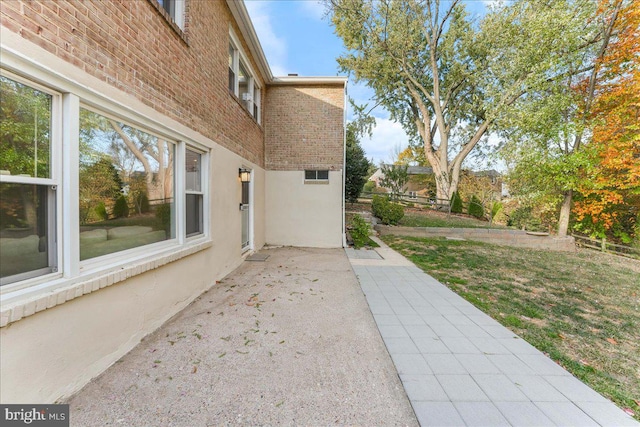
[{"left": 348, "top": 237, "right": 639, "bottom": 427}]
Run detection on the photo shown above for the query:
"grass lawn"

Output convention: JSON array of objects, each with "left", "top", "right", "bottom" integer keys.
[
  {"left": 346, "top": 200, "right": 507, "bottom": 229},
  {"left": 382, "top": 234, "right": 640, "bottom": 419},
  {"left": 399, "top": 211, "right": 506, "bottom": 229}
]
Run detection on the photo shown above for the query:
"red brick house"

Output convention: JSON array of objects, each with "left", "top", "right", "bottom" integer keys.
[{"left": 0, "top": 0, "right": 346, "bottom": 403}]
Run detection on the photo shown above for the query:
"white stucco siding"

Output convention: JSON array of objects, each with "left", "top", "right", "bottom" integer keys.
[
  {"left": 265, "top": 171, "right": 343, "bottom": 248},
  {"left": 0, "top": 145, "right": 266, "bottom": 403}
]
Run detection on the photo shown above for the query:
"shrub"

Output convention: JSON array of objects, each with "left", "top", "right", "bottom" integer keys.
[
  {"left": 112, "top": 195, "right": 129, "bottom": 218},
  {"left": 362, "top": 180, "right": 376, "bottom": 195},
  {"left": 155, "top": 203, "right": 172, "bottom": 236},
  {"left": 372, "top": 194, "right": 405, "bottom": 225},
  {"left": 468, "top": 195, "right": 485, "bottom": 219},
  {"left": 372, "top": 194, "right": 387, "bottom": 218},
  {"left": 450, "top": 191, "right": 463, "bottom": 213},
  {"left": 350, "top": 214, "right": 370, "bottom": 249},
  {"left": 95, "top": 202, "right": 108, "bottom": 221}
]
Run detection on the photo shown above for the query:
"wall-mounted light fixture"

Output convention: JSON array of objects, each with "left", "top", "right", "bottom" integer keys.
[{"left": 239, "top": 168, "right": 251, "bottom": 183}]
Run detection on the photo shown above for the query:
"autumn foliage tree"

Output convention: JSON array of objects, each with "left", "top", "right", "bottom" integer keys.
[{"left": 574, "top": 0, "right": 640, "bottom": 242}]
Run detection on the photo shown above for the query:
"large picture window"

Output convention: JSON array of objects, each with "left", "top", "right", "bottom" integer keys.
[
  {"left": 0, "top": 75, "right": 58, "bottom": 285},
  {"left": 79, "top": 109, "right": 175, "bottom": 261}
]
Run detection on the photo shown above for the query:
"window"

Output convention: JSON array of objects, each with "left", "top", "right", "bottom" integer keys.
[
  {"left": 185, "top": 148, "right": 203, "bottom": 237},
  {"left": 78, "top": 108, "right": 175, "bottom": 261},
  {"left": 0, "top": 75, "right": 58, "bottom": 285},
  {"left": 228, "top": 32, "right": 261, "bottom": 123},
  {"left": 304, "top": 170, "right": 329, "bottom": 181},
  {"left": 156, "top": 0, "right": 185, "bottom": 29},
  {"left": 1, "top": 69, "right": 209, "bottom": 292},
  {"left": 228, "top": 44, "right": 236, "bottom": 93}
]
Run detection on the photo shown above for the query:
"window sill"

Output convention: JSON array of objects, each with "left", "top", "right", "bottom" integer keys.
[
  {"left": 228, "top": 90, "right": 262, "bottom": 127},
  {"left": 304, "top": 180, "right": 330, "bottom": 185},
  {"left": 0, "top": 239, "right": 212, "bottom": 328}
]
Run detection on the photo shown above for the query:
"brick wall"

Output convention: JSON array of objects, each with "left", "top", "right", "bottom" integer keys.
[
  {"left": 265, "top": 84, "right": 345, "bottom": 171},
  {"left": 0, "top": 0, "right": 265, "bottom": 166}
]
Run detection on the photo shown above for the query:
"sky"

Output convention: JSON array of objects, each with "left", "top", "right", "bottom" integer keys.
[{"left": 245, "top": 0, "right": 496, "bottom": 166}]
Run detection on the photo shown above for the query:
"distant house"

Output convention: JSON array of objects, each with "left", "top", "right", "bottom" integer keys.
[{"left": 0, "top": 0, "right": 345, "bottom": 403}]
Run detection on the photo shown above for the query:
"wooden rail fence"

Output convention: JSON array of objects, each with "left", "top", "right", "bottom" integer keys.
[{"left": 572, "top": 234, "right": 640, "bottom": 259}]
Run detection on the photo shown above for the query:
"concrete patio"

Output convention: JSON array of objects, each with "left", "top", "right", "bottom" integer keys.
[
  {"left": 66, "top": 247, "right": 416, "bottom": 426},
  {"left": 348, "top": 237, "right": 639, "bottom": 427}
]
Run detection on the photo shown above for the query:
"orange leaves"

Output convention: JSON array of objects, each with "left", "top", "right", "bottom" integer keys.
[{"left": 574, "top": 0, "right": 640, "bottom": 233}]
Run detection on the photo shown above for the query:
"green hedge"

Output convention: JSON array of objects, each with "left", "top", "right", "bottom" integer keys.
[
  {"left": 450, "top": 191, "right": 463, "bottom": 213},
  {"left": 468, "top": 195, "right": 485, "bottom": 219},
  {"left": 372, "top": 194, "right": 404, "bottom": 225}
]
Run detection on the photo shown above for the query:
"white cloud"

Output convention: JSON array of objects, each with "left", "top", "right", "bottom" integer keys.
[
  {"left": 298, "top": 0, "right": 326, "bottom": 20},
  {"left": 245, "top": 1, "right": 289, "bottom": 76},
  {"left": 360, "top": 118, "right": 410, "bottom": 165}
]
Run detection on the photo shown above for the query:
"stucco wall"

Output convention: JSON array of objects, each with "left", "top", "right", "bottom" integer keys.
[
  {"left": 0, "top": 144, "right": 266, "bottom": 403},
  {"left": 265, "top": 171, "right": 343, "bottom": 248}
]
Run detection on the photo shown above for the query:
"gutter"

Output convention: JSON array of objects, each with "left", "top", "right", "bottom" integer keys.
[{"left": 342, "top": 81, "right": 348, "bottom": 248}]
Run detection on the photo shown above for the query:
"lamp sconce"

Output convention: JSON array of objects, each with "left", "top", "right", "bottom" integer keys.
[{"left": 239, "top": 168, "right": 251, "bottom": 183}]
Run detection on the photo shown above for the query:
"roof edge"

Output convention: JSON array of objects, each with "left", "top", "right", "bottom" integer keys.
[
  {"left": 226, "top": 0, "right": 273, "bottom": 82},
  {"left": 269, "top": 76, "right": 348, "bottom": 86}
]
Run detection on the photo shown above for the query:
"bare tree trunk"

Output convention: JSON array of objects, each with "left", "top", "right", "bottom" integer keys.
[{"left": 557, "top": 189, "right": 573, "bottom": 237}]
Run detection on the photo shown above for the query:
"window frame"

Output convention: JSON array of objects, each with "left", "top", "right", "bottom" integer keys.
[
  {"left": 0, "top": 66, "right": 211, "bottom": 298},
  {"left": 76, "top": 104, "right": 179, "bottom": 268},
  {"left": 304, "top": 170, "right": 330, "bottom": 183},
  {"left": 184, "top": 145, "right": 208, "bottom": 239},
  {"left": 156, "top": 0, "right": 185, "bottom": 30},
  {"left": 0, "top": 70, "right": 63, "bottom": 287},
  {"left": 228, "top": 29, "right": 261, "bottom": 124}
]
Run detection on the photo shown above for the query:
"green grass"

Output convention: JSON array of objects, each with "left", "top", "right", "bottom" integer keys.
[
  {"left": 399, "top": 212, "right": 506, "bottom": 229},
  {"left": 382, "top": 235, "right": 640, "bottom": 420}
]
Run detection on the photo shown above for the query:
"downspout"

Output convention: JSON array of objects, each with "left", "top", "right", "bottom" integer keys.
[{"left": 342, "top": 80, "right": 348, "bottom": 248}]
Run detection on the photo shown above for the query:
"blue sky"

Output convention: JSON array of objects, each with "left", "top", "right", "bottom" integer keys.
[{"left": 245, "top": 0, "right": 495, "bottom": 165}]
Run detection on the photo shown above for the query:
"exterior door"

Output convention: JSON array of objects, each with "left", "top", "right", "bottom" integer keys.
[{"left": 241, "top": 175, "right": 250, "bottom": 250}]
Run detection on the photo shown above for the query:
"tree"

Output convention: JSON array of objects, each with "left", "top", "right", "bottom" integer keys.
[
  {"left": 328, "top": 0, "right": 595, "bottom": 203},
  {"left": 499, "top": 0, "right": 625, "bottom": 236},
  {"left": 379, "top": 163, "right": 409, "bottom": 200},
  {"left": 345, "top": 123, "right": 372, "bottom": 202},
  {"left": 574, "top": 0, "right": 639, "bottom": 242}
]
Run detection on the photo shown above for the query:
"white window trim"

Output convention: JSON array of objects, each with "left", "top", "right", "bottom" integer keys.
[
  {"left": 173, "top": 0, "right": 185, "bottom": 30},
  {"left": 184, "top": 144, "right": 208, "bottom": 240},
  {"left": 0, "top": 49, "right": 212, "bottom": 315},
  {"left": 229, "top": 28, "right": 261, "bottom": 124},
  {"left": 304, "top": 170, "right": 330, "bottom": 184},
  {"left": 240, "top": 167, "right": 253, "bottom": 253},
  {"left": 0, "top": 70, "right": 63, "bottom": 287}
]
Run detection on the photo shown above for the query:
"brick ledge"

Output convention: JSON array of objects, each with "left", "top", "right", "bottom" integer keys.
[{"left": 0, "top": 241, "right": 212, "bottom": 328}]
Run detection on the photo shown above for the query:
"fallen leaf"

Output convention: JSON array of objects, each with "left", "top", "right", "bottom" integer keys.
[
  {"left": 606, "top": 337, "right": 618, "bottom": 345},
  {"left": 192, "top": 366, "right": 197, "bottom": 374},
  {"left": 558, "top": 333, "right": 566, "bottom": 340},
  {"left": 623, "top": 408, "right": 635, "bottom": 417}
]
